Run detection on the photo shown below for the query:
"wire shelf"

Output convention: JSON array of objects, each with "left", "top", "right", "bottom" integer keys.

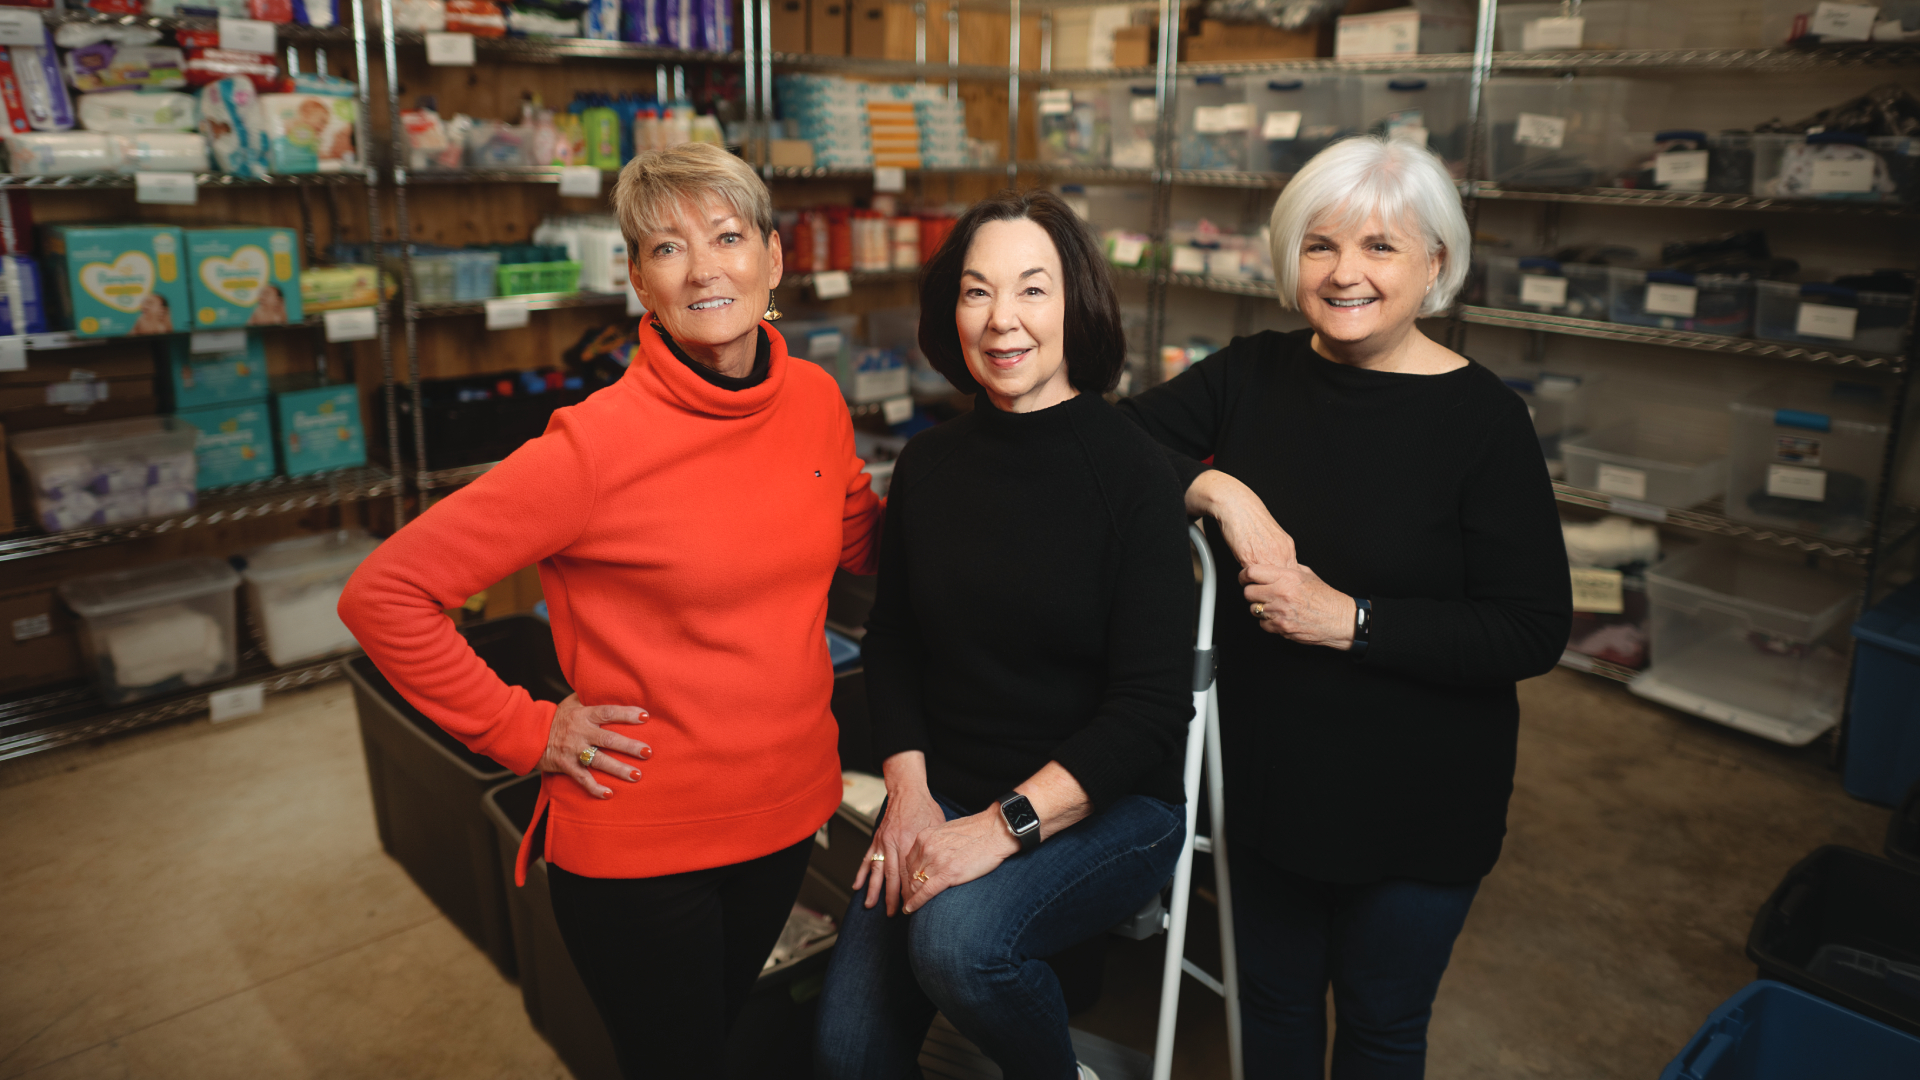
[
  {"left": 769, "top": 52, "right": 1009, "bottom": 80},
  {"left": 1165, "top": 272, "right": 1279, "bottom": 299},
  {"left": 416, "top": 461, "right": 500, "bottom": 492},
  {"left": 10, "top": 312, "right": 349, "bottom": 354},
  {"left": 46, "top": 9, "right": 357, "bottom": 43},
  {"left": 1557, "top": 649, "right": 1639, "bottom": 683},
  {"left": 0, "top": 172, "right": 366, "bottom": 189},
  {"left": 1457, "top": 306, "right": 1907, "bottom": 373},
  {"left": 764, "top": 165, "right": 1005, "bottom": 179},
  {"left": 1466, "top": 181, "right": 1920, "bottom": 218},
  {"left": 1489, "top": 44, "right": 1920, "bottom": 72},
  {"left": 1550, "top": 482, "right": 1909, "bottom": 562},
  {"left": 408, "top": 291, "right": 630, "bottom": 318},
  {"left": 780, "top": 269, "right": 921, "bottom": 290},
  {"left": 390, "top": 29, "right": 737, "bottom": 65}
]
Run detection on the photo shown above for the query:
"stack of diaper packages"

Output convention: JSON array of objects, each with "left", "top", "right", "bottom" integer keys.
[
  {"left": 3, "top": 23, "right": 212, "bottom": 177},
  {"left": 165, "top": 333, "right": 279, "bottom": 489},
  {"left": 41, "top": 223, "right": 191, "bottom": 337}
]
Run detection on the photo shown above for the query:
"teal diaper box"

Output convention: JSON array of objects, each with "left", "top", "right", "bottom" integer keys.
[
  {"left": 272, "top": 382, "right": 366, "bottom": 476},
  {"left": 166, "top": 333, "right": 269, "bottom": 410},
  {"left": 176, "top": 401, "right": 277, "bottom": 488},
  {"left": 185, "top": 227, "right": 303, "bottom": 329},
  {"left": 41, "top": 224, "right": 191, "bottom": 337}
]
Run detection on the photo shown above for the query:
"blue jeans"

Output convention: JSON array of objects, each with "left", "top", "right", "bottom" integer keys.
[
  {"left": 816, "top": 792, "right": 1185, "bottom": 1080},
  {"left": 1234, "top": 854, "right": 1481, "bottom": 1080}
]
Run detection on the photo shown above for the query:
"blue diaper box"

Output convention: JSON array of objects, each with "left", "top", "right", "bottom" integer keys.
[
  {"left": 272, "top": 381, "right": 366, "bottom": 476},
  {"left": 175, "top": 400, "right": 277, "bottom": 488},
  {"left": 166, "top": 333, "right": 269, "bottom": 410}
]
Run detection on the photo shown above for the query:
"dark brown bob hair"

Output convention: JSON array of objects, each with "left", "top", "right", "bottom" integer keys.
[{"left": 917, "top": 188, "right": 1127, "bottom": 396}]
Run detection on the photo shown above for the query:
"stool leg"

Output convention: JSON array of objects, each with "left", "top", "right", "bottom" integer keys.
[{"left": 1205, "top": 686, "right": 1244, "bottom": 1080}]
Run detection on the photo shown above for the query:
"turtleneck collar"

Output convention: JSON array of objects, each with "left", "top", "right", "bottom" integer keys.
[
  {"left": 624, "top": 316, "right": 790, "bottom": 419},
  {"left": 969, "top": 387, "right": 1099, "bottom": 433},
  {"left": 656, "top": 317, "right": 771, "bottom": 391}
]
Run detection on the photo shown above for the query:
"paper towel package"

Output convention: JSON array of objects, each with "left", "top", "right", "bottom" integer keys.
[
  {"left": 272, "top": 382, "right": 366, "bottom": 476},
  {"left": 176, "top": 400, "right": 276, "bottom": 487},
  {"left": 165, "top": 333, "right": 268, "bottom": 409},
  {"left": 185, "top": 227, "right": 302, "bottom": 328},
  {"left": 41, "top": 223, "right": 190, "bottom": 336}
]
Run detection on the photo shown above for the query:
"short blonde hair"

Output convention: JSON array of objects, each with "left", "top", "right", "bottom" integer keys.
[
  {"left": 611, "top": 142, "right": 775, "bottom": 255},
  {"left": 1267, "top": 135, "right": 1470, "bottom": 317}
]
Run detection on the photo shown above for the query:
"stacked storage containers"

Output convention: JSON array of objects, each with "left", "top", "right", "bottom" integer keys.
[
  {"left": 1174, "top": 75, "right": 1251, "bottom": 172},
  {"left": 1358, "top": 74, "right": 1469, "bottom": 175},
  {"left": 1248, "top": 74, "right": 1356, "bottom": 175},
  {"left": 1481, "top": 76, "right": 1663, "bottom": 188},
  {"left": 1109, "top": 82, "right": 1159, "bottom": 169},
  {"left": 165, "top": 333, "right": 277, "bottom": 489},
  {"left": 1725, "top": 379, "right": 1891, "bottom": 543}
]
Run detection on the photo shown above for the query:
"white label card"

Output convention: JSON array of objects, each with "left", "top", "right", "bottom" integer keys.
[
  {"left": 1767, "top": 464, "right": 1830, "bottom": 502},
  {"left": 0, "top": 335, "right": 22, "bottom": 372},
  {"left": 1263, "top": 111, "right": 1303, "bottom": 140},
  {"left": 813, "top": 270, "right": 851, "bottom": 300},
  {"left": 191, "top": 329, "right": 246, "bottom": 354},
  {"left": 873, "top": 166, "right": 905, "bottom": 192},
  {"left": 1519, "top": 275, "right": 1568, "bottom": 307},
  {"left": 209, "top": 682, "right": 266, "bottom": 723},
  {"left": 135, "top": 171, "right": 198, "bottom": 205},
  {"left": 218, "top": 17, "right": 277, "bottom": 54},
  {"left": 1655, "top": 151, "right": 1710, "bottom": 186},
  {"left": 1522, "top": 15, "right": 1586, "bottom": 50},
  {"left": 1595, "top": 463, "right": 1649, "bottom": 501},
  {"left": 1514, "top": 113, "right": 1567, "bottom": 150},
  {"left": 0, "top": 10, "right": 42, "bottom": 47},
  {"left": 1810, "top": 1, "right": 1879, "bottom": 40},
  {"left": 1810, "top": 157, "right": 1875, "bottom": 193},
  {"left": 1569, "top": 567, "right": 1625, "bottom": 614},
  {"left": 1796, "top": 302, "right": 1858, "bottom": 341},
  {"left": 1130, "top": 96, "right": 1157, "bottom": 124},
  {"left": 1037, "top": 89, "right": 1073, "bottom": 116},
  {"left": 485, "top": 297, "right": 530, "bottom": 330},
  {"left": 1110, "top": 236, "right": 1146, "bottom": 266},
  {"left": 1171, "top": 246, "right": 1208, "bottom": 274},
  {"left": 882, "top": 396, "right": 914, "bottom": 424},
  {"left": 557, "top": 165, "right": 602, "bottom": 198},
  {"left": 1644, "top": 282, "right": 1699, "bottom": 318},
  {"left": 12, "top": 612, "right": 49, "bottom": 641},
  {"left": 1608, "top": 496, "right": 1669, "bottom": 523},
  {"left": 425, "top": 31, "right": 477, "bottom": 65},
  {"left": 324, "top": 307, "right": 378, "bottom": 342}
]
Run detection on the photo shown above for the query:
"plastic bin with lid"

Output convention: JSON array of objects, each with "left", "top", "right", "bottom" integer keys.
[
  {"left": 1248, "top": 74, "right": 1356, "bottom": 175},
  {"left": 1482, "top": 76, "right": 1660, "bottom": 187},
  {"left": 1496, "top": 1, "right": 1684, "bottom": 51},
  {"left": 1484, "top": 255, "right": 1611, "bottom": 319},
  {"left": 1357, "top": 73, "right": 1468, "bottom": 174},
  {"left": 1746, "top": 845, "right": 1920, "bottom": 1037},
  {"left": 1726, "top": 378, "right": 1891, "bottom": 542},
  {"left": 239, "top": 529, "right": 381, "bottom": 668},
  {"left": 1174, "top": 75, "right": 1252, "bottom": 172},
  {"left": 1657, "top": 980, "right": 1920, "bottom": 1080},
  {"left": 1753, "top": 279, "right": 1910, "bottom": 354},
  {"left": 58, "top": 556, "right": 240, "bottom": 705},
  {"left": 1607, "top": 267, "right": 1755, "bottom": 336},
  {"left": 1563, "top": 422, "right": 1727, "bottom": 507},
  {"left": 1503, "top": 370, "right": 1594, "bottom": 475},
  {"left": 1108, "top": 81, "right": 1158, "bottom": 169},
  {"left": 1846, "top": 580, "right": 1920, "bottom": 806},
  {"left": 10, "top": 416, "right": 198, "bottom": 534},
  {"left": 1749, "top": 131, "right": 1919, "bottom": 203},
  {"left": 1628, "top": 546, "right": 1858, "bottom": 744},
  {"left": 1035, "top": 86, "right": 1109, "bottom": 167}
]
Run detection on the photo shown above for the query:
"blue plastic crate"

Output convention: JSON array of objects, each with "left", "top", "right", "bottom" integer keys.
[
  {"left": 1660, "top": 980, "right": 1920, "bottom": 1080},
  {"left": 827, "top": 627, "right": 861, "bottom": 670},
  {"left": 1847, "top": 580, "right": 1920, "bottom": 806}
]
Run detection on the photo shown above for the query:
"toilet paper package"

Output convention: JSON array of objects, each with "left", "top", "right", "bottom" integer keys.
[
  {"left": 176, "top": 400, "right": 277, "bottom": 487},
  {"left": 41, "top": 224, "right": 191, "bottom": 336},
  {"left": 199, "top": 76, "right": 269, "bottom": 177},
  {"left": 10, "top": 29, "right": 74, "bottom": 131},
  {"left": 0, "top": 254, "right": 47, "bottom": 335},
  {"left": 185, "top": 227, "right": 303, "bottom": 328},
  {"left": 258, "top": 81, "right": 357, "bottom": 173},
  {"left": 64, "top": 44, "right": 187, "bottom": 93},
  {"left": 78, "top": 90, "right": 198, "bottom": 132}
]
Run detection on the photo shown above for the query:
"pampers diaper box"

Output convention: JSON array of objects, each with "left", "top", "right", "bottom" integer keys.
[
  {"left": 175, "top": 400, "right": 276, "bottom": 487},
  {"left": 164, "top": 333, "right": 268, "bottom": 410},
  {"left": 272, "top": 381, "right": 366, "bottom": 476},
  {"left": 186, "top": 227, "right": 303, "bottom": 328},
  {"left": 41, "top": 224, "right": 190, "bottom": 337}
]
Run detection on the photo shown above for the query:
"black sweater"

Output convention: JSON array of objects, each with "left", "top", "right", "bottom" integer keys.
[
  {"left": 1118, "top": 329, "right": 1571, "bottom": 884},
  {"left": 864, "top": 390, "right": 1195, "bottom": 813}
]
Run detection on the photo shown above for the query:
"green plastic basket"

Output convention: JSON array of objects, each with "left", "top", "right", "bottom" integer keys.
[{"left": 496, "top": 261, "right": 581, "bottom": 296}]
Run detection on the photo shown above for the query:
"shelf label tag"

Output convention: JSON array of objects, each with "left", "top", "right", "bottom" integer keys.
[
  {"left": 1519, "top": 274, "right": 1568, "bottom": 307},
  {"left": 557, "top": 165, "right": 602, "bottom": 198},
  {"left": 1171, "top": 245, "right": 1208, "bottom": 274},
  {"left": 1767, "top": 464, "right": 1829, "bottom": 502},
  {"left": 1795, "top": 302, "right": 1858, "bottom": 341},
  {"left": 626, "top": 282, "right": 646, "bottom": 316},
  {"left": 1810, "top": 156, "right": 1875, "bottom": 193},
  {"left": 191, "top": 329, "right": 247, "bottom": 354},
  {"left": 324, "top": 307, "right": 378, "bottom": 342},
  {"left": 12, "top": 612, "right": 49, "bottom": 641},
  {"left": 1643, "top": 282, "right": 1699, "bottom": 318},
  {"left": 882, "top": 395, "right": 914, "bottom": 424},
  {"left": 1654, "top": 150, "right": 1710, "bottom": 186},
  {"left": 1514, "top": 113, "right": 1567, "bottom": 149},
  {"left": 1109, "top": 236, "right": 1146, "bottom": 266},
  {"left": 1130, "top": 96, "right": 1157, "bottom": 124},
  {"left": 1522, "top": 15, "right": 1585, "bottom": 50},
  {"left": 218, "top": 17, "right": 277, "bottom": 54},
  {"left": 209, "top": 682, "right": 266, "bottom": 723},
  {"left": 426, "top": 31, "right": 477, "bottom": 65},
  {"left": 873, "top": 166, "right": 905, "bottom": 192},
  {"left": 1606, "top": 496, "right": 1667, "bottom": 523},
  {"left": 485, "top": 297, "right": 531, "bottom": 329},
  {"left": 135, "top": 171, "right": 198, "bottom": 205},
  {"left": 1192, "top": 104, "right": 1252, "bottom": 134},
  {"left": 1037, "top": 89, "right": 1073, "bottom": 116},
  {"left": 1570, "top": 567, "right": 1624, "bottom": 614},
  {"left": 813, "top": 270, "right": 851, "bottom": 299},
  {"left": 1810, "top": 1, "right": 1878, "bottom": 40},
  {"left": 1596, "top": 464, "right": 1649, "bottom": 501},
  {"left": 0, "top": 10, "right": 42, "bottom": 47},
  {"left": 1263, "top": 111, "right": 1302, "bottom": 140},
  {"left": 0, "top": 335, "right": 21, "bottom": 372}
]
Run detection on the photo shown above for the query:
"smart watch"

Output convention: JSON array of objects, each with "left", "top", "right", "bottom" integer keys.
[
  {"left": 1352, "top": 597, "right": 1372, "bottom": 659},
  {"left": 997, "top": 791, "right": 1043, "bottom": 854}
]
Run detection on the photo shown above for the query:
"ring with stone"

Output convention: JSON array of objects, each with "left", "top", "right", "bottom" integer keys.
[
  {"left": 578, "top": 746, "right": 598, "bottom": 767},
  {"left": 913, "top": 870, "right": 930, "bottom": 883},
  {"left": 870, "top": 852, "right": 885, "bottom": 862},
  {"left": 1251, "top": 602, "right": 1265, "bottom": 618}
]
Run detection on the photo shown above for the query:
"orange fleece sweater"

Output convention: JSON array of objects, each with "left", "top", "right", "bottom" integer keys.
[{"left": 339, "top": 319, "right": 883, "bottom": 881}]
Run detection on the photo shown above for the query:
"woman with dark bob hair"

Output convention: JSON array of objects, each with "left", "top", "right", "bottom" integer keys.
[{"left": 814, "top": 188, "right": 1195, "bottom": 1080}]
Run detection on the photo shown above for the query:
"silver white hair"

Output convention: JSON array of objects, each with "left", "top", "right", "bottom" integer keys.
[{"left": 1267, "top": 135, "right": 1470, "bottom": 317}]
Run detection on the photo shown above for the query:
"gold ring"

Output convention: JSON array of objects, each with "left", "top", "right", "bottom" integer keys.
[
  {"left": 870, "top": 852, "right": 885, "bottom": 863},
  {"left": 913, "top": 870, "right": 930, "bottom": 883},
  {"left": 1251, "top": 602, "right": 1265, "bottom": 618},
  {"left": 578, "top": 746, "right": 598, "bottom": 767}
]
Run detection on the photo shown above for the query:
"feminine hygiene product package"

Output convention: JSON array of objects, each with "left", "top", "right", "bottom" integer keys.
[
  {"left": 186, "top": 226, "right": 303, "bottom": 327},
  {"left": 41, "top": 223, "right": 191, "bottom": 336}
]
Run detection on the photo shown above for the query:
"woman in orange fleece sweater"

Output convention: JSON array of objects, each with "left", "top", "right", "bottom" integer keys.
[{"left": 338, "top": 143, "right": 883, "bottom": 1079}]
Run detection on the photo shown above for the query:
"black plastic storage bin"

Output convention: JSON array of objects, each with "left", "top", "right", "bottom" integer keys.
[
  {"left": 484, "top": 775, "right": 841, "bottom": 1080},
  {"left": 1888, "top": 781, "right": 1920, "bottom": 874},
  {"left": 369, "top": 371, "right": 590, "bottom": 473},
  {"left": 348, "top": 614, "right": 571, "bottom": 978},
  {"left": 1747, "top": 845, "right": 1920, "bottom": 1036}
]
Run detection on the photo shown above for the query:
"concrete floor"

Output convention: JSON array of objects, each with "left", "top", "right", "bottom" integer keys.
[{"left": 0, "top": 667, "right": 1894, "bottom": 1079}]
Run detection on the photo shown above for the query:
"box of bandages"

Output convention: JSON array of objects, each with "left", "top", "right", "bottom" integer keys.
[{"left": 58, "top": 555, "right": 240, "bottom": 705}]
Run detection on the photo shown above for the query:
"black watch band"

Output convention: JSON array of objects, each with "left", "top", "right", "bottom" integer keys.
[
  {"left": 1352, "top": 596, "right": 1372, "bottom": 659},
  {"left": 998, "top": 791, "right": 1043, "bottom": 854}
]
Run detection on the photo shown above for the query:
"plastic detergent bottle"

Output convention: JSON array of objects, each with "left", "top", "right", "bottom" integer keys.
[
  {"left": 665, "top": 98, "right": 693, "bottom": 148},
  {"left": 634, "top": 104, "right": 660, "bottom": 154},
  {"left": 583, "top": 103, "right": 622, "bottom": 170}
]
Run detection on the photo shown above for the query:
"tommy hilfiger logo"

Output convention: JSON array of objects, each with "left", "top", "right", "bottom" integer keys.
[{"left": 814, "top": 470, "right": 822, "bottom": 477}]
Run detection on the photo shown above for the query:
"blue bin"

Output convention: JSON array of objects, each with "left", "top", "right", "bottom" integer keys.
[
  {"left": 827, "top": 626, "right": 861, "bottom": 670},
  {"left": 1846, "top": 580, "right": 1920, "bottom": 806},
  {"left": 1659, "top": 980, "right": 1920, "bottom": 1080}
]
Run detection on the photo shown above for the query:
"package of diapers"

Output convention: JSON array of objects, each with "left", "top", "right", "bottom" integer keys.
[
  {"left": 115, "top": 132, "right": 210, "bottom": 172},
  {"left": 41, "top": 223, "right": 191, "bottom": 336},
  {"left": 199, "top": 75, "right": 269, "bottom": 177},
  {"left": 9, "top": 29, "right": 74, "bottom": 131},
  {"left": 259, "top": 77, "right": 357, "bottom": 173},
  {"left": 6, "top": 131, "right": 122, "bottom": 175},
  {"left": 64, "top": 44, "right": 187, "bottom": 93},
  {"left": 78, "top": 90, "right": 198, "bottom": 132},
  {"left": 186, "top": 226, "right": 303, "bottom": 328}
]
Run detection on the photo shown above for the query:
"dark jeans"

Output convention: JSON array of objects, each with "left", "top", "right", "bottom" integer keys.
[
  {"left": 548, "top": 836, "right": 814, "bottom": 1080},
  {"left": 1234, "top": 853, "right": 1481, "bottom": 1080},
  {"left": 815, "top": 792, "right": 1185, "bottom": 1080}
]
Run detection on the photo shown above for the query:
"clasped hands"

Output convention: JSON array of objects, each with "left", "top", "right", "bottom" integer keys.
[{"left": 1193, "top": 470, "right": 1356, "bottom": 651}]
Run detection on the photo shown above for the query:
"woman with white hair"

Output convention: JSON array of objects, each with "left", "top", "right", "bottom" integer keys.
[{"left": 1119, "top": 135, "right": 1571, "bottom": 1078}]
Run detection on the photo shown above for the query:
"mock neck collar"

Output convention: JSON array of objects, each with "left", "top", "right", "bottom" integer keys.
[
  {"left": 970, "top": 387, "right": 1098, "bottom": 433},
  {"left": 626, "top": 316, "right": 789, "bottom": 419}
]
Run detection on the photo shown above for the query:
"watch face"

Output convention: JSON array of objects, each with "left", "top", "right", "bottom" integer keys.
[{"left": 1003, "top": 797, "right": 1040, "bottom": 835}]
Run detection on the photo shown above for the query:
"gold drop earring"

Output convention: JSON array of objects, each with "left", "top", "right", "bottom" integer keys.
[{"left": 764, "top": 292, "right": 783, "bottom": 321}]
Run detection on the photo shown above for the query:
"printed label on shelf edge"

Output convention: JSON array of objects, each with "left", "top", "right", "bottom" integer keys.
[
  {"left": 1795, "top": 301, "right": 1859, "bottom": 341},
  {"left": 873, "top": 166, "right": 905, "bottom": 192},
  {"left": 1766, "top": 464, "right": 1829, "bottom": 502},
  {"left": 882, "top": 396, "right": 914, "bottom": 425},
  {"left": 1522, "top": 15, "right": 1585, "bottom": 50},
  {"left": 1514, "top": 113, "right": 1568, "bottom": 150},
  {"left": 426, "top": 31, "right": 478, "bottom": 66},
  {"left": 1110, "top": 236, "right": 1146, "bottom": 266},
  {"left": 1130, "top": 97, "right": 1157, "bottom": 124},
  {"left": 1810, "top": 157, "right": 1875, "bottom": 194},
  {"left": 135, "top": 171, "right": 199, "bottom": 206},
  {"left": 1809, "top": 1, "right": 1879, "bottom": 41},
  {"left": 1654, "top": 150, "right": 1710, "bottom": 186},
  {"left": 1263, "top": 111, "right": 1303, "bottom": 140},
  {"left": 1037, "top": 90, "right": 1073, "bottom": 116},
  {"left": 191, "top": 329, "right": 247, "bottom": 354},
  {"left": 218, "top": 17, "right": 277, "bottom": 55},
  {"left": 1171, "top": 246, "right": 1208, "bottom": 274},
  {"left": 0, "top": 10, "right": 41, "bottom": 47},
  {"left": 209, "top": 682, "right": 266, "bottom": 723},
  {"left": 485, "top": 297, "right": 531, "bottom": 330},
  {"left": 557, "top": 165, "right": 602, "bottom": 198},
  {"left": 0, "top": 335, "right": 22, "bottom": 372},
  {"left": 324, "top": 307, "right": 378, "bottom": 342},
  {"left": 1643, "top": 282, "right": 1699, "bottom": 318},
  {"left": 12, "top": 613, "right": 49, "bottom": 641},
  {"left": 1595, "top": 463, "right": 1649, "bottom": 502},
  {"left": 1606, "top": 496, "right": 1667, "bottom": 523},
  {"left": 1569, "top": 567, "right": 1625, "bottom": 615},
  {"left": 813, "top": 271, "right": 851, "bottom": 299},
  {"left": 1519, "top": 274, "right": 1569, "bottom": 308}
]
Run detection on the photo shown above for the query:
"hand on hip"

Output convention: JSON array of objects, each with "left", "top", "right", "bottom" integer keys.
[{"left": 541, "top": 693, "right": 652, "bottom": 798}]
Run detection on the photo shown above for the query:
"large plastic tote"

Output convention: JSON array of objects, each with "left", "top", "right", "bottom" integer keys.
[
  {"left": 1846, "top": 580, "right": 1920, "bottom": 805},
  {"left": 484, "top": 774, "right": 843, "bottom": 1080},
  {"left": 1745, "top": 845, "right": 1920, "bottom": 1036},
  {"left": 1888, "top": 781, "right": 1920, "bottom": 872},
  {"left": 1658, "top": 980, "right": 1920, "bottom": 1079},
  {"left": 347, "top": 614, "right": 570, "bottom": 978}
]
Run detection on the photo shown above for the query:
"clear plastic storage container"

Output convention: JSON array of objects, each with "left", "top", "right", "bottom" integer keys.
[
  {"left": 1484, "top": 255, "right": 1612, "bottom": 319},
  {"left": 1175, "top": 75, "right": 1252, "bottom": 171},
  {"left": 1753, "top": 280, "right": 1911, "bottom": 354},
  {"left": 1747, "top": 131, "right": 1919, "bottom": 203},
  {"left": 1481, "top": 76, "right": 1661, "bottom": 187},
  {"left": 1631, "top": 546, "right": 1859, "bottom": 745},
  {"left": 1607, "top": 267, "right": 1755, "bottom": 336},
  {"left": 1563, "top": 422, "right": 1728, "bottom": 507},
  {"left": 1502, "top": 370, "right": 1594, "bottom": 476},
  {"left": 1247, "top": 74, "right": 1357, "bottom": 175},
  {"left": 1108, "top": 81, "right": 1159, "bottom": 170},
  {"left": 59, "top": 556, "right": 241, "bottom": 704},
  {"left": 1496, "top": 0, "right": 1685, "bottom": 51},
  {"left": 1726, "top": 379, "right": 1892, "bottom": 543},
  {"left": 1357, "top": 73, "right": 1469, "bottom": 174},
  {"left": 1035, "top": 86, "right": 1109, "bottom": 167},
  {"left": 239, "top": 529, "right": 382, "bottom": 667},
  {"left": 10, "top": 416, "right": 199, "bottom": 534}
]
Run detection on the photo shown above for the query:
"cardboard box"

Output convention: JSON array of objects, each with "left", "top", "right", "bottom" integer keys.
[
  {"left": 1183, "top": 18, "right": 1330, "bottom": 62},
  {"left": 809, "top": 0, "right": 848, "bottom": 55},
  {"left": 770, "top": 139, "right": 817, "bottom": 167},
  {"left": 0, "top": 583, "right": 86, "bottom": 695},
  {"left": 1335, "top": 1, "right": 1475, "bottom": 57},
  {"left": 849, "top": 0, "right": 890, "bottom": 57},
  {"left": 272, "top": 382, "right": 366, "bottom": 476},
  {"left": 185, "top": 227, "right": 304, "bottom": 329},
  {"left": 771, "top": 0, "right": 807, "bottom": 52},
  {"left": 165, "top": 334, "right": 269, "bottom": 410},
  {"left": 41, "top": 224, "right": 191, "bottom": 337},
  {"left": 1113, "top": 25, "right": 1154, "bottom": 66},
  {"left": 176, "top": 400, "right": 277, "bottom": 488}
]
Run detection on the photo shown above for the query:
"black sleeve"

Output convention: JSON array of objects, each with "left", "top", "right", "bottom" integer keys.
[
  {"left": 1364, "top": 395, "right": 1573, "bottom": 687},
  {"left": 862, "top": 452, "right": 931, "bottom": 765},
  {"left": 1114, "top": 345, "right": 1239, "bottom": 490}
]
